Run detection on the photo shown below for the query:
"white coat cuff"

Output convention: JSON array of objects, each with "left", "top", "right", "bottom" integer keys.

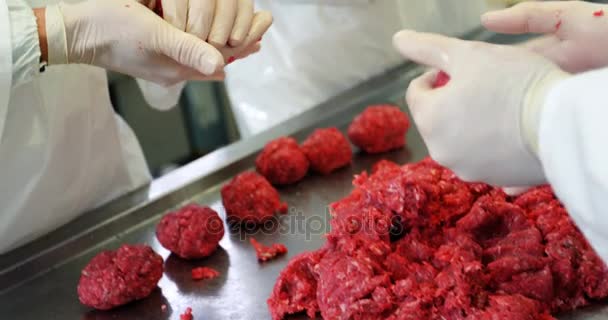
[
  {"left": 8, "top": 0, "right": 40, "bottom": 88},
  {"left": 522, "top": 69, "right": 570, "bottom": 156},
  {"left": 45, "top": 4, "right": 68, "bottom": 65}
]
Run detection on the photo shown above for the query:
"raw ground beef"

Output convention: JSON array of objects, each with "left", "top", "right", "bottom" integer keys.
[
  {"left": 180, "top": 307, "right": 193, "bottom": 320},
  {"left": 433, "top": 70, "right": 451, "bottom": 88},
  {"left": 156, "top": 204, "right": 224, "bottom": 259},
  {"left": 250, "top": 238, "right": 288, "bottom": 262},
  {"left": 221, "top": 172, "right": 288, "bottom": 224},
  {"left": 191, "top": 267, "right": 220, "bottom": 280},
  {"left": 256, "top": 137, "right": 309, "bottom": 185},
  {"left": 77, "top": 244, "right": 163, "bottom": 310},
  {"left": 347, "top": 105, "right": 410, "bottom": 154},
  {"left": 301, "top": 127, "right": 352, "bottom": 175},
  {"left": 268, "top": 158, "right": 608, "bottom": 319}
]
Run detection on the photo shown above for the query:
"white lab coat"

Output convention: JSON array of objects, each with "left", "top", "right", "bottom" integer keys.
[
  {"left": 0, "top": 0, "right": 182, "bottom": 253},
  {"left": 540, "top": 68, "right": 608, "bottom": 263},
  {"left": 225, "top": 0, "right": 497, "bottom": 138}
]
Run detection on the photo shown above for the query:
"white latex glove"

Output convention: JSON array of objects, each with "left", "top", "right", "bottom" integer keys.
[
  {"left": 52, "top": 0, "right": 224, "bottom": 86},
  {"left": 482, "top": 1, "right": 608, "bottom": 73},
  {"left": 149, "top": 0, "right": 272, "bottom": 64},
  {"left": 393, "top": 30, "right": 570, "bottom": 187}
]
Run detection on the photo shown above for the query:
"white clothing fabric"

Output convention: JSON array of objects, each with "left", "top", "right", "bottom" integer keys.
[
  {"left": 0, "top": 0, "right": 180, "bottom": 253},
  {"left": 539, "top": 67, "right": 608, "bottom": 263}
]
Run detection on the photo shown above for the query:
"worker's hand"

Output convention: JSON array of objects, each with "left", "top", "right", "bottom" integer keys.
[
  {"left": 482, "top": 1, "right": 608, "bottom": 73},
  {"left": 146, "top": 0, "right": 272, "bottom": 64},
  {"left": 393, "top": 30, "right": 570, "bottom": 187},
  {"left": 54, "top": 0, "right": 225, "bottom": 86}
]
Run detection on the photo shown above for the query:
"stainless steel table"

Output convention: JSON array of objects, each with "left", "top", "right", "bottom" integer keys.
[{"left": 1, "top": 30, "right": 607, "bottom": 320}]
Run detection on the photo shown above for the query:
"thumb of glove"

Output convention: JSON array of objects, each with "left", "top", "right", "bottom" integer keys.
[{"left": 157, "top": 27, "right": 224, "bottom": 76}]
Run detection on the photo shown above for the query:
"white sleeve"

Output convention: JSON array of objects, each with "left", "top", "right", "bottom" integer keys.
[
  {"left": 0, "top": 1, "right": 12, "bottom": 141},
  {"left": 539, "top": 67, "right": 608, "bottom": 263},
  {"left": 136, "top": 79, "right": 186, "bottom": 111},
  {"left": 6, "top": 0, "right": 40, "bottom": 88}
]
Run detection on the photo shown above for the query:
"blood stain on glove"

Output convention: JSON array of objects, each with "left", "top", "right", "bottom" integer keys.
[
  {"left": 221, "top": 172, "right": 287, "bottom": 224},
  {"left": 347, "top": 105, "right": 410, "bottom": 154},
  {"left": 156, "top": 204, "right": 225, "bottom": 259},
  {"left": 256, "top": 137, "right": 310, "bottom": 185},
  {"left": 180, "top": 307, "right": 193, "bottom": 320},
  {"left": 77, "top": 244, "right": 164, "bottom": 310},
  {"left": 555, "top": 20, "right": 562, "bottom": 31},
  {"left": 594, "top": 9, "right": 604, "bottom": 17},
  {"left": 250, "top": 238, "right": 288, "bottom": 262},
  {"left": 191, "top": 267, "right": 220, "bottom": 281},
  {"left": 268, "top": 158, "right": 608, "bottom": 319},
  {"left": 301, "top": 127, "right": 352, "bottom": 175},
  {"left": 433, "top": 70, "right": 451, "bottom": 88}
]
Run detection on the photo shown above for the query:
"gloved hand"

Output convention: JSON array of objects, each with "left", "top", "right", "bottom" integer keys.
[
  {"left": 393, "top": 30, "right": 570, "bottom": 187},
  {"left": 482, "top": 1, "right": 608, "bottom": 73},
  {"left": 49, "top": 0, "right": 225, "bottom": 86},
  {"left": 141, "top": 0, "right": 272, "bottom": 64}
]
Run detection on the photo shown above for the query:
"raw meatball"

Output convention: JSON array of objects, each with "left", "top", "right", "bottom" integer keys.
[
  {"left": 156, "top": 204, "right": 224, "bottom": 259},
  {"left": 77, "top": 244, "right": 163, "bottom": 310},
  {"left": 347, "top": 105, "right": 410, "bottom": 153},
  {"left": 221, "top": 172, "right": 288, "bottom": 224},
  {"left": 301, "top": 127, "right": 352, "bottom": 175},
  {"left": 256, "top": 137, "right": 309, "bottom": 185}
]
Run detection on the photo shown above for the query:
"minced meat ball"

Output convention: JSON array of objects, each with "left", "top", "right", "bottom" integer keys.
[
  {"left": 156, "top": 204, "right": 224, "bottom": 259},
  {"left": 301, "top": 127, "right": 352, "bottom": 175},
  {"left": 256, "top": 137, "right": 309, "bottom": 185},
  {"left": 77, "top": 244, "right": 163, "bottom": 310},
  {"left": 347, "top": 105, "right": 410, "bottom": 153},
  {"left": 221, "top": 171, "right": 287, "bottom": 224}
]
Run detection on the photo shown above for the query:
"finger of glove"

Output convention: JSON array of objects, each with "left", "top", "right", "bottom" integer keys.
[
  {"left": 220, "top": 11, "right": 271, "bottom": 60},
  {"left": 162, "top": 0, "right": 188, "bottom": 31},
  {"left": 223, "top": 42, "right": 261, "bottom": 64},
  {"left": 229, "top": 0, "right": 254, "bottom": 47},
  {"left": 406, "top": 70, "right": 442, "bottom": 137},
  {"left": 482, "top": 1, "right": 572, "bottom": 35},
  {"left": 236, "top": 42, "right": 261, "bottom": 59},
  {"left": 393, "top": 30, "right": 461, "bottom": 73},
  {"left": 187, "top": 0, "right": 216, "bottom": 40},
  {"left": 161, "top": 28, "right": 224, "bottom": 75},
  {"left": 208, "top": 0, "right": 237, "bottom": 47}
]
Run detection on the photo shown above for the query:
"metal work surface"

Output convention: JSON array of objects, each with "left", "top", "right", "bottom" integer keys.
[{"left": 1, "top": 30, "right": 608, "bottom": 320}]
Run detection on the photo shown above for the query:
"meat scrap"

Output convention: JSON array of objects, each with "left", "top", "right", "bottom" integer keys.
[
  {"left": 268, "top": 158, "right": 608, "bottom": 319},
  {"left": 191, "top": 267, "right": 220, "bottom": 281},
  {"left": 594, "top": 9, "right": 604, "bottom": 17},
  {"left": 432, "top": 70, "right": 451, "bottom": 88},
  {"left": 180, "top": 307, "right": 193, "bottom": 320},
  {"left": 250, "top": 238, "right": 288, "bottom": 262}
]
